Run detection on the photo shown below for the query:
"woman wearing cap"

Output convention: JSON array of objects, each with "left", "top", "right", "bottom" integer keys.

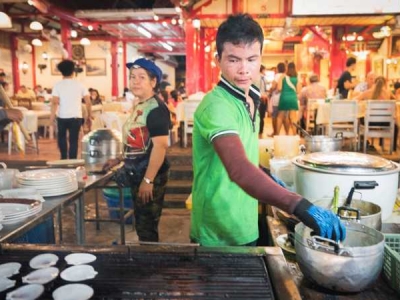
[{"left": 103, "top": 58, "right": 171, "bottom": 242}]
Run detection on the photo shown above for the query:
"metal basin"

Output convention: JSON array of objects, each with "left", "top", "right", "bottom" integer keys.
[
  {"left": 303, "top": 134, "right": 343, "bottom": 153},
  {"left": 294, "top": 221, "right": 384, "bottom": 292}
]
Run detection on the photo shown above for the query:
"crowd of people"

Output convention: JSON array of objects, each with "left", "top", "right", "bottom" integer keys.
[{"left": 258, "top": 56, "right": 400, "bottom": 136}]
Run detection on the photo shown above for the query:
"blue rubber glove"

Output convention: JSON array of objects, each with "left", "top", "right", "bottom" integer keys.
[
  {"left": 260, "top": 167, "right": 286, "bottom": 188},
  {"left": 293, "top": 198, "right": 346, "bottom": 242}
]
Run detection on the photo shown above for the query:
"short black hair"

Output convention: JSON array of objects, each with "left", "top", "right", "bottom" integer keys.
[
  {"left": 277, "top": 62, "right": 286, "bottom": 73},
  {"left": 346, "top": 57, "right": 357, "bottom": 67},
  {"left": 162, "top": 74, "right": 168, "bottom": 80},
  {"left": 0, "top": 72, "right": 5, "bottom": 77},
  {"left": 394, "top": 82, "right": 400, "bottom": 91},
  {"left": 216, "top": 14, "right": 263, "bottom": 57},
  {"left": 57, "top": 60, "right": 75, "bottom": 76}
]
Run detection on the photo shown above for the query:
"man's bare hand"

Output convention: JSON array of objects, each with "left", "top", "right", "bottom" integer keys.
[{"left": 5, "top": 109, "right": 23, "bottom": 122}]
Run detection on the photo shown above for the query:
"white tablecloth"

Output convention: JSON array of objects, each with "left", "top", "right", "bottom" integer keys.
[{"left": 315, "top": 101, "right": 366, "bottom": 125}]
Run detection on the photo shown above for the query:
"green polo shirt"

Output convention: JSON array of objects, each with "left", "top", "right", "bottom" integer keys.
[{"left": 190, "top": 77, "right": 261, "bottom": 246}]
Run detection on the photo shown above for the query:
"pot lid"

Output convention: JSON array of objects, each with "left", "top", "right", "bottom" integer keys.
[{"left": 294, "top": 151, "right": 397, "bottom": 173}]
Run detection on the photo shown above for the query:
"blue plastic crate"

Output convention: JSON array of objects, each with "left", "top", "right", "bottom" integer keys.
[
  {"left": 12, "top": 216, "right": 55, "bottom": 244},
  {"left": 103, "top": 190, "right": 134, "bottom": 224}
]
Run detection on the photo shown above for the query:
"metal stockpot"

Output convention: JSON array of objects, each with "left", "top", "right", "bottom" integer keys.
[
  {"left": 81, "top": 129, "right": 123, "bottom": 171},
  {"left": 314, "top": 197, "right": 382, "bottom": 231},
  {"left": 294, "top": 222, "right": 384, "bottom": 292},
  {"left": 302, "top": 133, "right": 343, "bottom": 153}
]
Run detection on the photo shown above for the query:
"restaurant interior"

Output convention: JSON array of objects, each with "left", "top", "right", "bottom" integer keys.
[{"left": 0, "top": 0, "right": 400, "bottom": 299}]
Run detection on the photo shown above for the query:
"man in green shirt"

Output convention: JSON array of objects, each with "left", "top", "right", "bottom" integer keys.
[{"left": 190, "top": 14, "right": 346, "bottom": 246}]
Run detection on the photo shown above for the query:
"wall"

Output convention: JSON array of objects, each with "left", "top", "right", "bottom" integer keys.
[{"left": 156, "top": 60, "right": 176, "bottom": 89}]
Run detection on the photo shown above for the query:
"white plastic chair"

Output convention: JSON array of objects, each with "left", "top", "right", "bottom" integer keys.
[
  {"left": 182, "top": 101, "right": 200, "bottom": 147},
  {"left": 305, "top": 98, "right": 324, "bottom": 134},
  {"left": 359, "top": 100, "right": 396, "bottom": 154},
  {"left": 326, "top": 100, "right": 359, "bottom": 150}
]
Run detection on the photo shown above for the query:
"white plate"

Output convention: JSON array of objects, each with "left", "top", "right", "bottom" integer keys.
[
  {"left": 65, "top": 253, "right": 97, "bottom": 265},
  {"left": 52, "top": 284, "right": 94, "bottom": 300},
  {"left": 0, "top": 262, "right": 22, "bottom": 278},
  {"left": 0, "top": 188, "right": 45, "bottom": 203},
  {"left": 47, "top": 159, "right": 85, "bottom": 166},
  {"left": 22, "top": 267, "right": 59, "bottom": 284},
  {"left": 6, "top": 284, "right": 44, "bottom": 300},
  {"left": 29, "top": 253, "right": 59, "bottom": 269},
  {"left": 276, "top": 234, "right": 295, "bottom": 254},
  {"left": 39, "top": 186, "right": 78, "bottom": 197},
  {"left": 0, "top": 278, "right": 16, "bottom": 293},
  {"left": 60, "top": 265, "right": 98, "bottom": 282},
  {"left": 16, "top": 169, "right": 76, "bottom": 181}
]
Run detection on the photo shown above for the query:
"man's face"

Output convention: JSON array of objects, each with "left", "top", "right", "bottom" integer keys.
[
  {"left": 366, "top": 73, "right": 375, "bottom": 88},
  {"left": 216, "top": 41, "right": 261, "bottom": 92},
  {"left": 349, "top": 63, "right": 356, "bottom": 72}
]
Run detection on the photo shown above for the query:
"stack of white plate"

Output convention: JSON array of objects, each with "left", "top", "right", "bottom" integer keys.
[
  {"left": 0, "top": 198, "right": 42, "bottom": 225},
  {"left": 16, "top": 169, "right": 78, "bottom": 197}
]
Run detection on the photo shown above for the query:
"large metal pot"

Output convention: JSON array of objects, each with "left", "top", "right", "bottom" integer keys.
[
  {"left": 314, "top": 197, "right": 382, "bottom": 231},
  {"left": 302, "top": 133, "right": 343, "bottom": 153},
  {"left": 81, "top": 129, "right": 123, "bottom": 171},
  {"left": 293, "top": 151, "right": 400, "bottom": 220},
  {"left": 294, "top": 221, "right": 384, "bottom": 292}
]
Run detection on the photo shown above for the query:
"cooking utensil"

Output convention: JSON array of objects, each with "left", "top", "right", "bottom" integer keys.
[
  {"left": 293, "top": 151, "right": 400, "bottom": 220},
  {"left": 292, "top": 122, "right": 312, "bottom": 138},
  {"left": 315, "top": 196, "right": 382, "bottom": 230},
  {"left": 295, "top": 221, "right": 385, "bottom": 292},
  {"left": 81, "top": 129, "right": 123, "bottom": 172}
]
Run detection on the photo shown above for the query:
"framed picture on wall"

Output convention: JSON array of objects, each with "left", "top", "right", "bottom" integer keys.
[
  {"left": 373, "top": 58, "right": 383, "bottom": 76},
  {"left": 390, "top": 35, "right": 400, "bottom": 56},
  {"left": 50, "top": 58, "right": 62, "bottom": 76},
  {"left": 86, "top": 58, "right": 106, "bottom": 76}
]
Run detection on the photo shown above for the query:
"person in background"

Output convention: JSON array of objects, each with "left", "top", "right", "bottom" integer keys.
[
  {"left": 337, "top": 57, "right": 358, "bottom": 99},
  {"left": 0, "top": 72, "right": 6, "bottom": 85},
  {"left": 268, "top": 62, "right": 286, "bottom": 136},
  {"left": 177, "top": 82, "right": 187, "bottom": 99},
  {"left": 298, "top": 74, "right": 327, "bottom": 129},
  {"left": 0, "top": 107, "right": 23, "bottom": 132},
  {"left": 258, "top": 65, "right": 268, "bottom": 138},
  {"left": 352, "top": 72, "right": 375, "bottom": 98},
  {"left": 89, "top": 89, "right": 102, "bottom": 105},
  {"left": 355, "top": 76, "right": 391, "bottom": 101},
  {"left": 190, "top": 14, "right": 345, "bottom": 246},
  {"left": 123, "top": 87, "right": 135, "bottom": 103},
  {"left": 160, "top": 74, "right": 171, "bottom": 92},
  {"left": 50, "top": 60, "right": 92, "bottom": 159},
  {"left": 327, "top": 77, "right": 339, "bottom": 98},
  {"left": 16, "top": 85, "right": 36, "bottom": 102},
  {"left": 393, "top": 82, "right": 400, "bottom": 100},
  {"left": 103, "top": 58, "right": 171, "bottom": 242},
  {"left": 170, "top": 90, "right": 182, "bottom": 108},
  {"left": 276, "top": 62, "right": 301, "bottom": 135}
]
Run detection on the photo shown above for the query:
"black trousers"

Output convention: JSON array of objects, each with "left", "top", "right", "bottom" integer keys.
[
  {"left": 259, "top": 102, "right": 267, "bottom": 134},
  {"left": 57, "top": 117, "right": 83, "bottom": 159}
]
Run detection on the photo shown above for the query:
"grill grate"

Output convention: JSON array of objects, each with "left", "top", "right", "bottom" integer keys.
[{"left": 0, "top": 249, "right": 275, "bottom": 299}]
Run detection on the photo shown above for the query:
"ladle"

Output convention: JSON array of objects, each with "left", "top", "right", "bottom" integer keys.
[{"left": 292, "top": 122, "right": 312, "bottom": 138}]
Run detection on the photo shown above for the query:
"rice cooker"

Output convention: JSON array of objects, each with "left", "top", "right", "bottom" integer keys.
[
  {"left": 292, "top": 151, "right": 400, "bottom": 220},
  {"left": 81, "top": 129, "right": 123, "bottom": 171}
]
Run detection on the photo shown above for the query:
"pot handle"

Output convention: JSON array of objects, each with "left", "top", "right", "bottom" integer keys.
[
  {"left": 89, "top": 150, "right": 100, "bottom": 157},
  {"left": 337, "top": 206, "right": 361, "bottom": 221},
  {"left": 299, "top": 144, "right": 306, "bottom": 154},
  {"left": 335, "top": 132, "right": 344, "bottom": 139},
  {"left": 89, "top": 137, "right": 100, "bottom": 146},
  {"left": 353, "top": 181, "right": 378, "bottom": 189},
  {"left": 309, "top": 236, "right": 340, "bottom": 254}
]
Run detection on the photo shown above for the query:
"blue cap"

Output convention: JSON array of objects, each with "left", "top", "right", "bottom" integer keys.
[{"left": 126, "top": 58, "right": 162, "bottom": 84}]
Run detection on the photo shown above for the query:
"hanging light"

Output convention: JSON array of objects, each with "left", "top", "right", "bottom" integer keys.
[
  {"left": 117, "top": 45, "right": 123, "bottom": 54},
  {"left": 70, "top": 30, "right": 78, "bottom": 38},
  {"left": 0, "top": 12, "right": 12, "bottom": 29},
  {"left": 162, "top": 21, "right": 168, "bottom": 27},
  {"left": 30, "top": 21, "right": 43, "bottom": 31},
  {"left": 88, "top": 25, "right": 93, "bottom": 31},
  {"left": 171, "top": 18, "right": 177, "bottom": 25},
  {"left": 178, "top": 18, "right": 183, "bottom": 25},
  {"left": 153, "top": 15, "right": 159, "bottom": 21},
  {"left": 192, "top": 19, "right": 201, "bottom": 29},
  {"left": 31, "top": 38, "right": 42, "bottom": 46},
  {"left": 21, "top": 62, "right": 29, "bottom": 74},
  {"left": 80, "top": 37, "right": 91, "bottom": 45}
]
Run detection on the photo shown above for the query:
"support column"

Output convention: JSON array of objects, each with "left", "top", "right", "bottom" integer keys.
[
  {"left": 185, "top": 20, "right": 200, "bottom": 94},
  {"left": 199, "top": 28, "right": 206, "bottom": 92},
  {"left": 330, "top": 26, "right": 347, "bottom": 88},
  {"left": 60, "top": 19, "right": 72, "bottom": 58},
  {"left": 32, "top": 45, "right": 36, "bottom": 88},
  {"left": 232, "top": 0, "right": 244, "bottom": 14},
  {"left": 122, "top": 42, "right": 127, "bottom": 89},
  {"left": 111, "top": 41, "right": 119, "bottom": 98},
  {"left": 10, "top": 35, "right": 20, "bottom": 94}
]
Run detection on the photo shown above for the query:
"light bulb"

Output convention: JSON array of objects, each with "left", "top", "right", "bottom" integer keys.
[{"left": 30, "top": 21, "right": 43, "bottom": 31}]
